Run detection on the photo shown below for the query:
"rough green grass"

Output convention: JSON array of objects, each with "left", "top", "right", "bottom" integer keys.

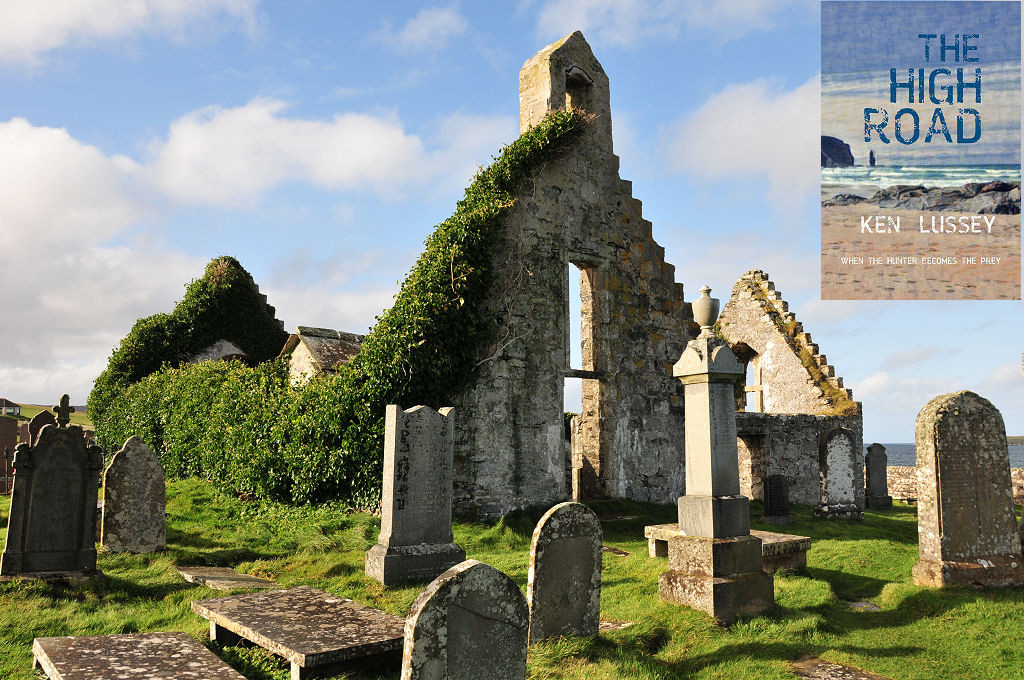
[{"left": 1, "top": 481, "right": 1022, "bottom": 679}]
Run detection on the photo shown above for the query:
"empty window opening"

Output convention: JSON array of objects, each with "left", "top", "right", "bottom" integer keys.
[{"left": 565, "top": 66, "right": 593, "bottom": 112}]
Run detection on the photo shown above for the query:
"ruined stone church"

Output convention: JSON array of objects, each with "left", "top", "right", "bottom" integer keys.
[{"left": 440, "top": 32, "right": 863, "bottom": 518}]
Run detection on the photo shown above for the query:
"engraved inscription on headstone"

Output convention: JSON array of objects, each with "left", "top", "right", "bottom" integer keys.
[
  {"left": 1, "top": 398, "right": 103, "bottom": 579},
  {"left": 912, "top": 391, "right": 1024, "bottom": 588},
  {"left": 762, "top": 474, "right": 793, "bottom": 524},
  {"left": 402, "top": 560, "right": 528, "bottom": 680},
  {"left": 527, "top": 502, "right": 602, "bottom": 643},
  {"left": 365, "top": 405, "right": 465, "bottom": 586},
  {"left": 101, "top": 436, "right": 166, "bottom": 553},
  {"left": 815, "top": 427, "right": 863, "bottom": 519}
]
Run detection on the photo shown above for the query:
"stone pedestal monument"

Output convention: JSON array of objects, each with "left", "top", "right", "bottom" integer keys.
[
  {"left": 657, "top": 286, "right": 774, "bottom": 624},
  {"left": 366, "top": 405, "right": 465, "bottom": 586}
]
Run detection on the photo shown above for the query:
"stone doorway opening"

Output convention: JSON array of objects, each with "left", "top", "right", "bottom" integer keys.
[{"left": 566, "top": 261, "right": 601, "bottom": 500}]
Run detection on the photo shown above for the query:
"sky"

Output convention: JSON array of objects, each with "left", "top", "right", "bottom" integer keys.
[
  {"left": 822, "top": 1, "right": 1021, "bottom": 164},
  {"left": 0, "top": 0, "right": 1021, "bottom": 443}
]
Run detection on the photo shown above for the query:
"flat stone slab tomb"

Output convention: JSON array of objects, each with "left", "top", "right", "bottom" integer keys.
[
  {"left": 645, "top": 524, "right": 811, "bottom": 573},
  {"left": 177, "top": 566, "right": 277, "bottom": 590},
  {"left": 33, "top": 632, "right": 247, "bottom": 679},
  {"left": 192, "top": 585, "right": 405, "bottom": 680}
]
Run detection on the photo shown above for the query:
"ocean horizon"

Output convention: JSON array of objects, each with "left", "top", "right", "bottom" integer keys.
[
  {"left": 874, "top": 443, "right": 1024, "bottom": 467},
  {"left": 822, "top": 163, "right": 1021, "bottom": 190}
]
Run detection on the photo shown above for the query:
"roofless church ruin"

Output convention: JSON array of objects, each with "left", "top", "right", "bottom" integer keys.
[{"left": 446, "top": 32, "right": 863, "bottom": 518}]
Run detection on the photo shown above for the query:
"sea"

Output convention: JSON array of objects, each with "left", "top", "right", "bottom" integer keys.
[
  {"left": 877, "top": 443, "right": 1024, "bottom": 467},
  {"left": 822, "top": 163, "right": 1021, "bottom": 191}
]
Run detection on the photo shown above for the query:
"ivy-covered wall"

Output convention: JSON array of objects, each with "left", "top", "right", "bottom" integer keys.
[{"left": 93, "top": 110, "right": 587, "bottom": 508}]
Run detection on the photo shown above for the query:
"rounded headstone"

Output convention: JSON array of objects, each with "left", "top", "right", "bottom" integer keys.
[
  {"left": 526, "top": 502, "right": 602, "bottom": 643},
  {"left": 401, "top": 560, "right": 528, "bottom": 680},
  {"left": 101, "top": 436, "right": 166, "bottom": 554}
]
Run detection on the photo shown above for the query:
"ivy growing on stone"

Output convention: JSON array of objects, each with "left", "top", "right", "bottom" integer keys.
[{"left": 94, "top": 109, "right": 587, "bottom": 508}]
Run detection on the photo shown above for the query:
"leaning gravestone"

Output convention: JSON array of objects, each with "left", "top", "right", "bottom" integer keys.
[
  {"left": 815, "top": 427, "right": 864, "bottom": 519},
  {"left": 28, "top": 409, "right": 56, "bottom": 445},
  {"left": 0, "top": 395, "right": 103, "bottom": 579},
  {"left": 365, "top": 405, "right": 464, "bottom": 586},
  {"left": 101, "top": 436, "right": 166, "bottom": 553},
  {"left": 864, "top": 443, "right": 893, "bottom": 509},
  {"left": 912, "top": 391, "right": 1024, "bottom": 588},
  {"left": 402, "top": 560, "right": 528, "bottom": 680},
  {"left": 527, "top": 502, "right": 602, "bottom": 643},
  {"left": 762, "top": 474, "right": 793, "bottom": 524}
]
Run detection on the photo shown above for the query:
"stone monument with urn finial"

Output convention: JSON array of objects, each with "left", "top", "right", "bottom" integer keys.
[{"left": 656, "top": 286, "right": 774, "bottom": 624}]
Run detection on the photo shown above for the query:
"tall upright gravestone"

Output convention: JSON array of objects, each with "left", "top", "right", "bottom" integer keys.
[
  {"left": 912, "top": 391, "right": 1024, "bottom": 588},
  {"left": 101, "top": 436, "right": 166, "bottom": 553},
  {"left": 1, "top": 396, "right": 103, "bottom": 579},
  {"left": 0, "top": 417, "right": 18, "bottom": 460},
  {"left": 657, "top": 286, "right": 773, "bottom": 624},
  {"left": 366, "top": 405, "right": 465, "bottom": 586},
  {"left": 526, "top": 502, "right": 602, "bottom": 643},
  {"left": 402, "top": 560, "right": 528, "bottom": 680},
  {"left": 815, "top": 427, "right": 864, "bottom": 519},
  {"left": 864, "top": 442, "right": 892, "bottom": 509}
]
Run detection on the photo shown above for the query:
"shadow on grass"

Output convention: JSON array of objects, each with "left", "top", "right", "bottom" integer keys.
[
  {"left": 165, "top": 528, "right": 284, "bottom": 565},
  {"left": 803, "top": 567, "right": 893, "bottom": 601}
]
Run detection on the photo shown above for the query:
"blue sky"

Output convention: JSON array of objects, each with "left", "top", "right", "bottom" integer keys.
[{"left": 0, "top": 0, "right": 1020, "bottom": 442}]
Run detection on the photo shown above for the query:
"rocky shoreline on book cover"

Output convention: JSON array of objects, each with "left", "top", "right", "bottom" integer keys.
[{"left": 821, "top": 1, "right": 1021, "bottom": 300}]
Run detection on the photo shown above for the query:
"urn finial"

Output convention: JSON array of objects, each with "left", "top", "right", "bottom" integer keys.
[{"left": 692, "top": 285, "right": 720, "bottom": 338}]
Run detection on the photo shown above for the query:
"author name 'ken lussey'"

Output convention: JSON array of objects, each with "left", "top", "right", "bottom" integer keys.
[{"left": 860, "top": 214, "right": 998, "bottom": 233}]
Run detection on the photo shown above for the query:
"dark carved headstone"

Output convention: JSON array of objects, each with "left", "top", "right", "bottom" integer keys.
[
  {"left": 912, "top": 391, "right": 1024, "bottom": 588},
  {"left": 762, "top": 474, "right": 793, "bottom": 524},
  {"left": 864, "top": 443, "right": 892, "bottom": 509},
  {"left": 1, "top": 396, "right": 103, "bottom": 579},
  {"left": 0, "top": 417, "right": 17, "bottom": 461},
  {"left": 28, "top": 410, "right": 56, "bottom": 445}
]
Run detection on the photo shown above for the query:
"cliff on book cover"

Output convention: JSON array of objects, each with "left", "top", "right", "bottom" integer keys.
[{"left": 821, "top": 0, "right": 1021, "bottom": 300}]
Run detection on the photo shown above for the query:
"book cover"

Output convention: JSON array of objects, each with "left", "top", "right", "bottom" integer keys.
[{"left": 821, "top": 0, "right": 1021, "bottom": 300}]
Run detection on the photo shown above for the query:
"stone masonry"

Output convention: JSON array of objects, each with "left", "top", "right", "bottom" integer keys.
[
  {"left": 720, "top": 270, "right": 864, "bottom": 512},
  {"left": 451, "top": 32, "right": 693, "bottom": 518}
]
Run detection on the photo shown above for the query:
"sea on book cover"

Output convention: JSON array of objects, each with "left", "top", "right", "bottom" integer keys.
[{"left": 821, "top": 0, "right": 1021, "bottom": 300}]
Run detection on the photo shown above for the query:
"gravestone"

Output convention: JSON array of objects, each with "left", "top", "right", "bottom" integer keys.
[
  {"left": 177, "top": 565, "right": 276, "bottom": 590},
  {"left": 864, "top": 442, "right": 892, "bottom": 509},
  {"left": 762, "top": 474, "right": 793, "bottom": 524},
  {"left": 33, "top": 633, "right": 247, "bottom": 679},
  {"left": 655, "top": 286, "right": 773, "bottom": 625},
  {"left": 526, "top": 502, "right": 602, "bottom": 643},
  {"left": 28, "top": 409, "right": 56, "bottom": 444},
  {"left": 815, "top": 427, "right": 864, "bottom": 519},
  {"left": 912, "top": 391, "right": 1024, "bottom": 588},
  {"left": 0, "top": 417, "right": 18, "bottom": 462},
  {"left": 402, "top": 560, "right": 528, "bottom": 680},
  {"left": 365, "top": 405, "right": 464, "bottom": 586},
  {"left": 1, "top": 395, "right": 103, "bottom": 579},
  {"left": 101, "top": 436, "right": 166, "bottom": 553},
  {"left": 18, "top": 422, "right": 30, "bottom": 444}
]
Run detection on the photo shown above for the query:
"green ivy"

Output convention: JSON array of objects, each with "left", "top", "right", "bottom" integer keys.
[
  {"left": 94, "top": 110, "right": 587, "bottom": 508},
  {"left": 88, "top": 256, "right": 289, "bottom": 423}
]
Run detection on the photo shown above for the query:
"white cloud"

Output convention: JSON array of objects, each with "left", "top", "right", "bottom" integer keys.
[
  {"left": 372, "top": 6, "right": 468, "bottom": 53},
  {"left": 879, "top": 346, "right": 945, "bottom": 372},
  {"left": 661, "top": 75, "right": 820, "bottom": 210},
  {"left": 0, "top": 0, "right": 258, "bottom": 65},
  {"left": 534, "top": 0, "right": 815, "bottom": 46}
]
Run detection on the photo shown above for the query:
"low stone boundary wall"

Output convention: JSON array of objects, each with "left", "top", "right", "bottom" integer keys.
[{"left": 886, "top": 465, "right": 1024, "bottom": 503}]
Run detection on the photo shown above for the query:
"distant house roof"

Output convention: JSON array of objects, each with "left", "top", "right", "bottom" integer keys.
[
  {"left": 0, "top": 398, "right": 20, "bottom": 408},
  {"left": 296, "top": 327, "right": 364, "bottom": 372}
]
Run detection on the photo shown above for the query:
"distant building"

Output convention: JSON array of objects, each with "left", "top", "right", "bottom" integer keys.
[
  {"left": 281, "top": 327, "right": 364, "bottom": 384},
  {"left": 0, "top": 399, "right": 21, "bottom": 417}
]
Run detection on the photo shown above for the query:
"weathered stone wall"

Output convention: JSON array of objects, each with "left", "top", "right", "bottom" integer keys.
[
  {"left": 735, "top": 412, "right": 864, "bottom": 507},
  {"left": 452, "top": 32, "right": 693, "bottom": 518},
  {"left": 887, "top": 465, "right": 1024, "bottom": 504}
]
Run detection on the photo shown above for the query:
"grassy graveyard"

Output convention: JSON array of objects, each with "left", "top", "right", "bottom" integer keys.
[{"left": 1, "top": 480, "right": 1022, "bottom": 680}]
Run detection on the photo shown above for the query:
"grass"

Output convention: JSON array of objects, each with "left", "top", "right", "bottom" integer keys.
[
  {"left": 11, "top": 404, "right": 93, "bottom": 429},
  {"left": 1, "top": 481, "right": 1023, "bottom": 679}
]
